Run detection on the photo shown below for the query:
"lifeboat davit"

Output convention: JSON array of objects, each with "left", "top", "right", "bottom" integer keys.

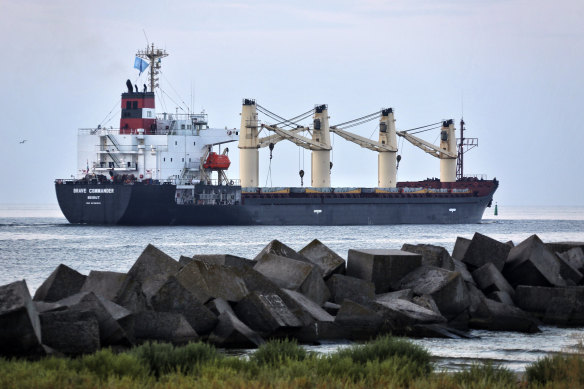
[{"left": 203, "top": 152, "right": 231, "bottom": 170}]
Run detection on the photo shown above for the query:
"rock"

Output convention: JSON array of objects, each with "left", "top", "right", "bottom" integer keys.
[
  {"left": 254, "top": 254, "right": 330, "bottom": 305},
  {"left": 326, "top": 274, "right": 375, "bottom": 304},
  {"left": 334, "top": 299, "right": 383, "bottom": 340},
  {"left": 555, "top": 253, "right": 583, "bottom": 285},
  {"left": 125, "top": 311, "right": 199, "bottom": 344},
  {"left": 462, "top": 232, "right": 511, "bottom": 271},
  {"left": 374, "top": 298, "right": 446, "bottom": 331},
  {"left": 208, "top": 311, "right": 265, "bottom": 348},
  {"left": 557, "top": 248, "right": 584, "bottom": 273},
  {"left": 471, "top": 263, "right": 515, "bottom": 297},
  {"left": 299, "top": 239, "right": 346, "bottom": 278},
  {"left": 253, "top": 240, "right": 309, "bottom": 263},
  {"left": 375, "top": 289, "right": 414, "bottom": 303},
  {"left": 282, "top": 289, "right": 335, "bottom": 322},
  {"left": 503, "top": 235, "right": 566, "bottom": 288},
  {"left": 81, "top": 271, "right": 126, "bottom": 301},
  {"left": 56, "top": 292, "right": 132, "bottom": 346},
  {"left": 346, "top": 249, "right": 422, "bottom": 293},
  {"left": 401, "top": 244, "right": 454, "bottom": 270},
  {"left": 151, "top": 276, "right": 218, "bottom": 335},
  {"left": 115, "top": 244, "right": 181, "bottom": 309},
  {"left": 488, "top": 291, "right": 515, "bottom": 306},
  {"left": 233, "top": 292, "right": 304, "bottom": 333},
  {"left": 33, "top": 264, "right": 87, "bottom": 302},
  {"left": 176, "top": 260, "right": 249, "bottom": 303},
  {"left": 40, "top": 309, "right": 100, "bottom": 355},
  {"left": 190, "top": 254, "right": 256, "bottom": 270},
  {"left": 469, "top": 298, "right": 539, "bottom": 333},
  {"left": 398, "top": 266, "right": 470, "bottom": 319},
  {"left": 515, "top": 286, "right": 584, "bottom": 325},
  {"left": 0, "top": 280, "right": 43, "bottom": 357},
  {"left": 452, "top": 237, "right": 471, "bottom": 261}
]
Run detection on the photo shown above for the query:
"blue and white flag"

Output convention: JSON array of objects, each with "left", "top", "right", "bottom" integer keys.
[{"left": 134, "top": 57, "right": 149, "bottom": 75}]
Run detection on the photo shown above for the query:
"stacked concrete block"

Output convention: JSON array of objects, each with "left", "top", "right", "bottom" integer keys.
[
  {"left": 326, "top": 274, "right": 375, "bottom": 304},
  {"left": 299, "top": 239, "right": 346, "bottom": 278},
  {"left": 81, "top": 271, "right": 127, "bottom": 301},
  {"left": 462, "top": 233, "right": 511, "bottom": 271},
  {"left": 33, "top": 264, "right": 87, "bottom": 302},
  {"left": 401, "top": 243, "right": 454, "bottom": 270},
  {"left": 471, "top": 263, "right": 515, "bottom": 297}
]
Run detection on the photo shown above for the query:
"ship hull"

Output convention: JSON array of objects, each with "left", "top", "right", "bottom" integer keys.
[{"left": 56, "top": 181, "right": 496, "bottom": 225}]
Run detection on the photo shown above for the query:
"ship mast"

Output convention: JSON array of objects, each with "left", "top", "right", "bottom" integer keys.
[
  {"left": 456, "top": 118, "right": 479, "bottom": 180},
  {"left": 136, "top": 44, "right": 168, "bottom": 92}
]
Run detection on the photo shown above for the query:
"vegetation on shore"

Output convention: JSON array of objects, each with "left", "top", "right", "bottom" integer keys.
[{"left": 0, "top": 336, "right": 582, "bottom": 388}]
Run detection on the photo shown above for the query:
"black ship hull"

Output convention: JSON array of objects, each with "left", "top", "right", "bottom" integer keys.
[{"left": 55, "top": 180, "right": 497, "bottom": 225}]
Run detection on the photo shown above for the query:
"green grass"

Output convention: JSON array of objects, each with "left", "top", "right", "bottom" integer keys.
[{"left": 1, "top": 336, "right": 583, "bottom": 388}]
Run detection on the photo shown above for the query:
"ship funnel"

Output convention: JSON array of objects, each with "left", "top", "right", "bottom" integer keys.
[
  {"left": 439, "top": 119, "right": 457, "bottom": 182},
  {"left": 238, "top": 98, "right": 259, "bottom": 187},
  {"left": 378, "top": 108, "right": 398, "bottom": 188},
  {"left": 310, "top": 104, "right": 331, "bottom": 187}
]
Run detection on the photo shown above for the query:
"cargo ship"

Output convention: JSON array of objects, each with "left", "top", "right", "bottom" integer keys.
[{"left": 55, "top": 45, "right": 498, "bottom": 225}]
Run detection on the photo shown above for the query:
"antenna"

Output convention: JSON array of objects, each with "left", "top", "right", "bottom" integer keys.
[
  {"left": 143, "top": 29, "right": 149, "bottom": 46},
  {"left": 136, "top": 44, "right": 168, "bottom": 93}
]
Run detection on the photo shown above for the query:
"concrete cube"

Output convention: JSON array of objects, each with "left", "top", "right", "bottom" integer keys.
[
  {"left": 546, "top": 242, "right": 584, "bottom": 254},
  {"left": 557, "top": 248, "right": 584, "bottom": 273},
  {"left": 472, "top": 262, "right": 515, "bottom": 297},
  {"left": 398, "top": 266, "right": 470, "bottom": 319},
  {"left": 488, "top": 291, "right": 515, "bottom": 306},
  {"left": 190, "top": 254, "right": 256, "bottom": 270},
  {"left": 0, "top": 280, "right": 43, "bottom": 357},
  {"left": 334, "top": 299, "right": 383, "bottom": 340},
  {"left": 81, "top": 271, "right": 126, "bottom": 301},
  {"left": 177, "top": 261, "right": 249, "bottom": 303},
  {"left": 469, "top": 298, "right": 539, "bottom": 333},
  {"left": 127, "top": 311, "right": 199, "bottom": 344},
  {"left": 374, "top": 298, "right": 446, "bottom": 330},
  {"left": 253, "top": 240, "right": 309, "bottom": 263},
  {"left": 40, "top": 309, "right": 100, "bottom": 355},
  {"left": 555, "top": 253, "right": 583, "bottom": 285},
  {"left": 347, "top": 249, "right": 422, "bottom": 293},
  {"left": 515, "top": 285, "right": 584, "bottom": 325},
  {"left": 401, "top": 244, "right": 454, "bottom": 270},
  {"left": 299, "top": 239, "right": 346, "bottom": 278},
  {"left": 462, "top": 232, "right": 511, "bottom": 271},
  {"left": 208, "top": 311, "right": 265, "bottom": 348},
  {"left": 503, "top": 235, "right": 566, "bottom": 287},
  {"left": 233, "top": 292, "right": 303, "bottom": 333},
  {"left": 254, "top": 254, "right": 330, "bottom": 305},
  {"left": 33, "top": 264, "right": 87, "bottom": 302},
  {"left": 282, "top": 289, "right": 334, "bottom": 323},
  {"left": 326, "top": 274, "right": 375, "bottom": 304},
  {"left": 375, "top": 289, "right": 414, "bottom": 304},
  {"left": 151, "top": 276, "right": 218, "bottom": 335},
  {"left": 452, "top": 237, "right": 471, "bottom": 261}
]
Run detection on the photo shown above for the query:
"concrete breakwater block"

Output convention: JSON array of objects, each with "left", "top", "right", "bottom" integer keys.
[
  {"left": 546, "top": 242, "right": 584, "bottom": 254},
  {"left": 503, "top": 235, "right": 566, "bottom": 288},
  {"left": 375, "top": 289, "right": 414, "bottom": 304},
  {"left": 488, "top": 291, "right": 515, "bottom": 306},
  {"left": 555, "top": 254, "right": 583, "bottom": 285},
  {"left": 115, "top": 244, "right": 181, "bottom": 310},
  {"left": 124, "top": 311, "right": 199, "bottom": 344},
  {"left": 253, "top": 240, "right": 309, "bottom": 263},
  {"left": 177, "top": 261, "right": 249, "bottom": 303},
  {"left": 334, "top": 299, "right": 383, "bottom": 340},
  {"left": 299, "top": 239, "right": 346, "bottom": 278},
  {"left": 40, "top": 309, "right": 100, "bottom": 355},
  {"left": 557, "top": 248, "right": 584, "bottom": 274},
  {"left": 461, "top": 233, "right": 511, "bottom": 271},
  {"left": 254, "top": 254, "right": 330, "bottom": 305},
  {"left": 33, "top": 264, "right": 87, "bottom": 303},
  {"left": 326, "top": 274, "right": 375, "bottom": 304},
  {"left": 208, "top": 310, "right": 265, "bottom": 348},
  {"left": 398, "top": 266, "right": 470, "bottom": 319},
  {"left": 0, "top": 280, "right": 43, "bottom": 357},
  {"left": 452, "top": 237, "right": 471, "bottom": 261},
  {"left": 401, "top": 244, "right": 454, "bottom": 270},
  {"left": 81, "top": 271, "right": 127, "bottom": 301},
  {"left": 283, "top": 289, "right": 334, "bottom": 323},
  {"left": 151, "top": 276, "right": 218, "bottom": 335},
  {"left": 189, "top": 254, "right": 256, "bottom": 270},
  {"left": 234, "top": 292, "right": 303, "bottom": 334},
  {"left": 469, "top": 299, "right": 540, "bottom": 333},
  {"left": 515, "top": 285, "right": 584, "bottom": 325},
  {"left": 374, "top": 298, "right": 446, "bottom": 330},
  {"left": 347, "top": 249, "right": 422, "bottom": 293},
  {"left": 471, "top": 263, "right": 515, "bottom": 297}
]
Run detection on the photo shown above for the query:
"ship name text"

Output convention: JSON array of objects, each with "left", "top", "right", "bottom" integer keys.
[{"left": 73, "top": 188, "right": 115, "bottom": 194}]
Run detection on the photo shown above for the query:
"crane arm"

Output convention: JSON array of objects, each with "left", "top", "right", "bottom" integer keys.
[
  {"left": 397, "top": 131, "right": 456, "bottom": 159},
  {"left": 258, "top": 127, "right": 307, "bottom": 148},
  {"left": 330, "top": 126, "right": 396, "bottom": 152},
  {"left": 262, "top": 125, "right": 331, "bottom": 150}
]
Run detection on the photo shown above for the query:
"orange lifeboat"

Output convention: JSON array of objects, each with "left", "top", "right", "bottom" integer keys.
[{"left": 203, "top": 152, "right": 231, "bottom": 170}]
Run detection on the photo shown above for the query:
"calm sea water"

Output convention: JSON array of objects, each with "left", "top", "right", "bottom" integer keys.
[{"left": 1, "top": 203, "right": 583, "bottom": 371}]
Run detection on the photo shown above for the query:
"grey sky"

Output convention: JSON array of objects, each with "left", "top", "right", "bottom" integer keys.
[{"left": 1, "top": 0, "right": 582, "bottom": 206}]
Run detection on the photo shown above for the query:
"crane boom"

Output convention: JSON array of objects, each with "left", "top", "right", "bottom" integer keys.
[
  {"left": 258, "top": 127, "right": 307, "bottom": 148},
  {"left": 330, "top": 126, "right": 396, "bottom": 152},
  {"left": 262, "top": 125, "right": 331, "bottom": 151},
  {"left": 397, "top": 131, "right": 457, "bottom": 159}
]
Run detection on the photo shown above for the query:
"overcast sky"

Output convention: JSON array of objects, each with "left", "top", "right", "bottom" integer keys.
[{"left": 0, "top": 0, "right": 582, "bottom": 206}]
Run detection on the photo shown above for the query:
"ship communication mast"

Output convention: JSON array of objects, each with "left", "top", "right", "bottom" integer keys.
[
  {"left": 137, "top": 44, "right": 168, "bottom": 92},
  {"left": 456, "top": 119, "right": 478, "bottom": 180}
]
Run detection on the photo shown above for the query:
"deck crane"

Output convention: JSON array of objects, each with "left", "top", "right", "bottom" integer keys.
[
  {"left": 397, "top": 119, "right": 458, "bottom": 182},
  {"left": 330, "top": 108, "right": 398, "bottom": 188}
]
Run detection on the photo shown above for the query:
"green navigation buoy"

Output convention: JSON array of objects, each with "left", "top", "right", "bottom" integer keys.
[{"left": 494, "top": 202, "right": 498, "bottom": 216}]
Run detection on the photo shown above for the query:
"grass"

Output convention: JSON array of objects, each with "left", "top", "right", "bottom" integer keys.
[{"left": 0, "top": 335, "right": 583, "bottom": 388}]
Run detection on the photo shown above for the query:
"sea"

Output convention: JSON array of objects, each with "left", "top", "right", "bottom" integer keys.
[{"left": 1, "top": 204, "right": 584, "bottom": 372}]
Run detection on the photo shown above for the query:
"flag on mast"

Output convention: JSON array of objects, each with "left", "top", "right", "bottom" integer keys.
[{"left": 134, "top": 57, "right": 149, "bottom": 75}]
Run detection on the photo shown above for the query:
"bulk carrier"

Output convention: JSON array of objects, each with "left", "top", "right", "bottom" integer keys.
[{"left": 55, "top": 45, "right": 498, "bottom": 225}]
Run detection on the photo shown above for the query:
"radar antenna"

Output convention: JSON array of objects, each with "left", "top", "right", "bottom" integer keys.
[{"left": 136, "top": 43, "right": 168, "bottom": 92}]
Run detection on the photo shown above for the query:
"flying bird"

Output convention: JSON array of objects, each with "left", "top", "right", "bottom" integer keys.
[{"left": 19, "top": 140, "right": 27, "bottom": 144}]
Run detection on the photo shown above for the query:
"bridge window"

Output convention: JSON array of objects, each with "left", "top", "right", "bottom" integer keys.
[
  {"left": 132, "top": 101, "right": 138, "bottom": 109},
  {"left": 126, "top": 101, "right": 131, "bottom": 109}
]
